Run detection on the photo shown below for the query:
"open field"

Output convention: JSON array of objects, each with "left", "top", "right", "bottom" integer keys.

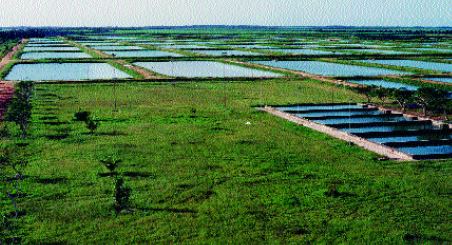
[{"left": 0, "top": 26, "right": 451, "bottom": 243}]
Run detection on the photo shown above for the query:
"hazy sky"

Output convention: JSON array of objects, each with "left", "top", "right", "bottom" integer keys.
[{"left": 1, "top": 0, "right": 450, "bottom": 27}]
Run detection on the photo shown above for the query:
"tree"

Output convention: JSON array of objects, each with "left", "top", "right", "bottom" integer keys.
[
  {"left": 355, "top": 85, "right": 376, "bottom": 103},
  {"left": 375, "top": 87, "right": 391, "bottom": 105},
  {"left": 114, "top": 178, "right": 131, "bottom": 215},
  {"left": 415, "top": 87, "right": 448, "bottom": 116},
  {"left": 6, "top": 81, "right": 33, "bottom": 139},
  {"left": 392, "top": 89, "right": 414, "bottom": 112}
]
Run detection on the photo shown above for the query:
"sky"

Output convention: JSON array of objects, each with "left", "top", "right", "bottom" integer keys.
[{"left": 0, "top": 0, "right": 450, "bottom": 27}]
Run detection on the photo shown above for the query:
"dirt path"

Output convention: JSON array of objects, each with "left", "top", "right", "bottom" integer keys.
[{"left": 0, "top": 39, "right": 27, "bottom": 71}]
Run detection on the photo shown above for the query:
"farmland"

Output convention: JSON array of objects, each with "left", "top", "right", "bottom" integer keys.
[{"left": 0, "top": 26, "right": 451, "bottom": 243}]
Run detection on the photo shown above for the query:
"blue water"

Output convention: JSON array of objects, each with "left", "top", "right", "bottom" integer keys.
[
  {"left": 273, "top": 49, "right": 335, "bottom": 55},
  {"left": 277, "top": 104, "right": 363, "bottom": 112},
  {"left": 424, "top": 77, "right": 452, "bottom": 83},
  {"left": 415, "top": 48, "right": 452, "bottom": 53},
  {"left": 93, "top": 45, "right": 144, "bottom": 51},
  {"left": 253, "top": 61, "right": 410, "bottom": 76},
  {"left": 360, "top": 60, "right": 452, "bottom": 73},
  {"left": 398, "top": 145, "right": 452, "bottom": 156},
  {"left": 104, "top": 50, "right": 182, "bottom": 57},
  {"left": 5, "top": 63, "right": 131, "bottom": 81},
  {"left": 20, "top": 52, "right": 92, "bottom": 59},
  {"left": 314, "top": 116, "right": 407, "bottom": 125},
  {"left": 160, "top": 45, "right": 207, "bottom": 49},
  {"left": 82, "top": 42, "right": 121, "bottom": 46},
  {"left": 134, "top": 61, "right": 282, "bottom": 78},
  {"left": 23, "top": 46, "right": 80, "bottom": 52},
  {"left": 369, "top": 135, "right": 452, "bottom": 143},
  {"left": 343, "top": 124, "right": 436, "bottom": 134},
  {"left": 339, "top": 49, "right": 413, "bottom": 54},
  {"left": 296, "top": 110, "right": 382, "bottom": 118},
  {"left": 194, "top": 50, "right": 261, "bottom": 56},
  {"left": 349, "top": 79, "right": 418, "bottom": 91}
]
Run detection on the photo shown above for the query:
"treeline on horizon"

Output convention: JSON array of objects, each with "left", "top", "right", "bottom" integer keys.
[{"left": 0, "top": 26, "right": 451, "bottom": 42}]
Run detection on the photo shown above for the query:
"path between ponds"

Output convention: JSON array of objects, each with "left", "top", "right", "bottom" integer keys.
[{"left": 0, "top": 39, "right": 26, "bottom": 72}]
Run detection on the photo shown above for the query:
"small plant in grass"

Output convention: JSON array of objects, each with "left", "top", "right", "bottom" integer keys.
[
  {"left": 114, "top": 177, "right": 132, "bottom": 215},
  {"left": 100, "top": 156, "right": 122, "bottom": 176},
  {"left": 73, "top": 110, "right": 99, "bottom": 134},
  {"left": 74, "top": 110, "right": 91, "bottom": 122}
]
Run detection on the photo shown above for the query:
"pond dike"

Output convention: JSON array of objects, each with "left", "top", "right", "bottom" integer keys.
[{"left": 261, "top": 103, "right": 452, "bottom": 161}]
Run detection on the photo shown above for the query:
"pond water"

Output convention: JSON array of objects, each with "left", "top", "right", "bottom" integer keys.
[
  {"left": 134, "top": 61, "right": 282, "bottom": 78},
  {"left": 348, "top": 79, "right": 418, "bottom": 90},
  {"left": 104, "top": 50, "right": 182, "bottom": 57},
  {"left": 277, "top": 104, "right": 363, "bottom": 112},
  {"left": 23, "top": 46, "right": 80, "bottom": 52},
  {"left": 424, "top": 77, "right": 452, "bottom": 83},
  {"left": 194, "top": 50, "right": 261, "bottom": 56},
  {"left": 368, "top": 134, "right": 452, "bottom": 143},
  {"left": 159, "top": 45, "right": 207, "bottom": 49},
  {"left": 314, "top": 115, "right": 408, "bottom": 125},
  {"left": 253, "top": 61, "right": 410, "bottom": 76},
  {"left": 296, "top": 110, "right": 382, "bottom": 118},
  {"left": 82, "top": 42, "right": 121, "bottom": 46},
  {"left": 93, "top": 45, "right": 144, "bottom": 51},
  {"left": 272, "top": 49, "right": 335, "bottom": 55},
  {"left": 360, "top": 60, "right": 452, "bottom": 73},
  {"left": 339, "top": 49, "right": 413, "bottom": 54},
  {"left": 398, "top": 145, "right": 452, "bottom": 156},
  {"left": 414, "top": 48, "right": 452, "bottom": 53},
  {"left": 5, "top": 63, "right": 131, "bottom": 81},
  {"left": 343, "top": 124, "right": 436, "bottom": 134},
  {"left": 20, "top": 52, "right": 92, "bottom": 59}
]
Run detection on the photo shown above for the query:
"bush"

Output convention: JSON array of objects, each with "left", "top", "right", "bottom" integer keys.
[
  {"left": 114, "top": 178, "right": 131, "bottom": 215},
  {"left": 74, "top": 111, "right": 91, "bottom": 122}
]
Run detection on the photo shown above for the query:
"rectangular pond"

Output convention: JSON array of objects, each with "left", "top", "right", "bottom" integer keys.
[
  {"left": 5, "top": 63, "right": 131, "bottom": 81},
  {"left": 338, "top": 49, "right": 414, "bottom": 55},
  {"left": 93, "top": 45, "right": 144, "bottom": 51},
  {"left": 271, "top": 49, "right": 335, "bottom": 55},
  {"left": 348, "top": 79, "right": 418, "bottom": 91},
  {"left": 194, "top": 50, "right": 261, "bottom": 56},
  {"left": 252, "top": 61, "right": 410, "bottom": 77},
  {"left": 360, "top": 60, "right": 452, "bottom": 73},
  {"left": 272, "top": 103, "right": 451, "bottom": 159},
  {"left": 134, "top": 61, "right": 282, "bottom": 78},
  {"left": 424, "top": 77, "right": 452, "bottom": 83},
  {"left": 20, "top": 52, "right": 92, "bottom": 60},
  {"left": 104, "top": 50, "right": 183, "bottom": 57},
  {"left": 23, "top": 46, "right": 80, "bottom": 52}
]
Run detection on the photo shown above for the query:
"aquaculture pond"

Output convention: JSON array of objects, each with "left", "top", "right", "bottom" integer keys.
[
  {"left": 425, "top": 77, "right": 452, "bottom": 83},
  {"left": 360, "top": 60, "right": 452, "bottom": 73},
  {"left": 104, "top": 50, "right": 182, "bottom": 57},
  {"left": 273, "top": 103, "right": 452, "bottom": 159},
  {"left": 5, "top": 63, "right": 131, "bottom": 81},
  {"left": 338, "top": 49, "right": 414, "bottom": 54},
  {"left": 23, "top": 46, "right": 80, "bottom": 52},
  {"left": 253, "top": 61, "right": 410, "bottom": 77},
  {"left": 93, "top": 45, "right": 144, "bottom": 51},
  {"left": 193, "top": 50, "right": 261, "bottom": 56},
  {"left": 271, "top": 49, "right": 335, "bottom": 55},
  {"left": 348, "top": 79, "right": 418, "bottom": 90},
  {"left": 134, "top": 61, "right": 282, "bottom": 78},
  {"left": 20, "top": 52, "right": 92, "bottom": 60},
  {"left": 414, "top": 48, "right": 452, "bottom": 53},
  {"left": 159, "top": 45, "right": 208, "bottom": 49}
]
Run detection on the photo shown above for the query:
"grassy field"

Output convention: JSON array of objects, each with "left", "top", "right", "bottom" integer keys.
[{"left": 1, "top": 78, "right": 451, "bottom": 243}]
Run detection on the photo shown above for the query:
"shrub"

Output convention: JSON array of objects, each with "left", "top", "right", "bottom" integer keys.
[{"left": 114, "top": 178, "right": 131, "bottom": 215}]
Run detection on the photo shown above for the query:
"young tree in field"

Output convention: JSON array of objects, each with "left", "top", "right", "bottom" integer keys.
[
  {"left": 392, "top": 89, "right": 414, "bottom": 112},
  {"left": 375, "top": 87, "right": 391, "bottom": 105},
  {"left": 6, "top": 81, "right": 33, "bottom": 139},
  {"left": 114, "top": 177, "right": 131, "bottom": 215},
  {"left": 355, "top": 85, "right": 375, "bottom": 103},
  {"left": 415, "top": 87, "right": 448, "bottom": 116}
]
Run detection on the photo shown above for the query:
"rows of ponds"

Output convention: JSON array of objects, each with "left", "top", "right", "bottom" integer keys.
[{"left": 275, "top": 103, "right": 452, "bottom": 159}]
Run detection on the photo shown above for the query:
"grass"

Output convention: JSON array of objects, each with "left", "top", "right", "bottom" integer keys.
[{"left": 1, "top": 78, "right": 451, "bottom": 243}]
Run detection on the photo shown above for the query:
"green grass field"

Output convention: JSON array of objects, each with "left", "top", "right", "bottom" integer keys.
[{"left": 1, "top": 79, "right": 451, "bottom": 243}]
